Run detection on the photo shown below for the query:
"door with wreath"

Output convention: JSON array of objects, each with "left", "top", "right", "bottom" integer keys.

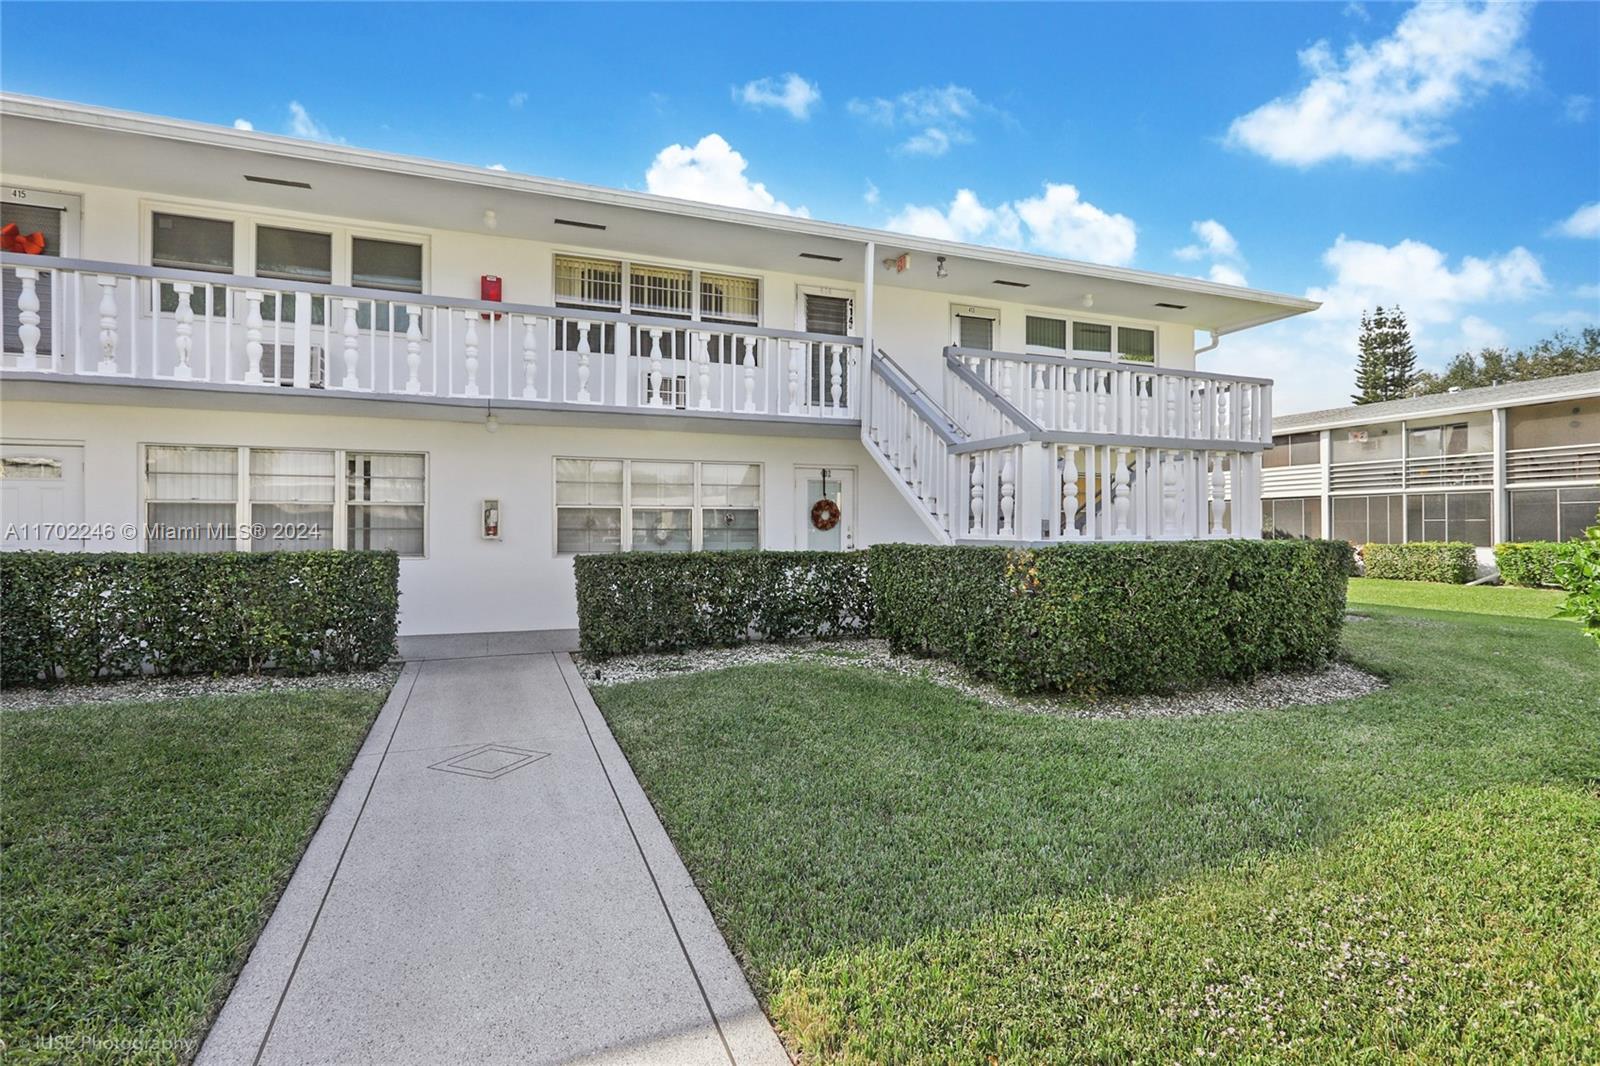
[{"left": 794, "top": 466, "right": 855, "bottom": 551}]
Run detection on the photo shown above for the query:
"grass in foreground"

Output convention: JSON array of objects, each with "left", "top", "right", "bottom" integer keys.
[
  {"left": 594, "top": 605, "right": 1598, "bottom": 1061},
  {"left": 0, "top": 687, "right": 387, "bottom": 1064},
  {"left": 1348, "top": 576, "right": 1566, "bottom": 619}
]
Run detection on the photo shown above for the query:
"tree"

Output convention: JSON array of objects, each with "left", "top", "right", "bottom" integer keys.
[
  {"left": 1409, "top": 327, "right": 1600, "bottom": 395},
  {"left": 1352, "top": 305, "right": 1416, "bottom": 404}
]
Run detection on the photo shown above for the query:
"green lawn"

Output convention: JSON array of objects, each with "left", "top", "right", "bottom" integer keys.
[
  {"left": 0, "top": 687, "right": 388, "bottom": 1065},
  {"left": 1348, "top": 576, "right": 1567, "bottom": 618},
  {"left": 594, "top": 601, "right": 1600, "bottom": 1062}
]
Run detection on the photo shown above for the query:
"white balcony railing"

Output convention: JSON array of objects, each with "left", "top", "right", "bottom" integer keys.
[
  {"left": 0, "top": 254, "right": 861, "bottom": 421},
  {"left": 1506, "top": 443, "right": 1600, "bottom": 484}
]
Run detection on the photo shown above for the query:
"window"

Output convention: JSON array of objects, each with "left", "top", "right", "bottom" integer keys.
[
  {"left": 1262, "top": 496, "right": 1321, "bottom": 539},
  {"left": 1407, "top": 422, "right": 1470, "bottom": 459},
  {"left": 144, "top": 445, "right": 239, "bottom": 553},
  {"left": 152, "top": 212, "right": 233, "bottom": 314},
  {"left": 628, "top": 265, "right": 693, "bottom": 317},
  {"left": 554, "top": 255, "right": 623, "bottom": 311},
  {"left": 1117, "top": 327, "right": 1156, "bottom": 362},
  {"left": 1332, "top": 493, "right": 1404, "bottom": 544},
  {"left": 700, "top": 273, "right": 759, "bottom": 325},
  {"left": 347, "top": 452, "right": 426, "bottom": 555},
  {"left": 956, "top": 313, "right": 995, "bottom": 350},
  {"left": 803, "top": 291, "right": 852, "bottom": 407},
  {"left": 256, "top": 225, "right": 332, "bottom": 325},
  {"left": 249, "top": 449, "right": 335, "bottom": 551},
  {"left": 1406, "top": 491, "right": 1490, "bottom": 547},
  {"left": 352, "top": 237, "right": 424, "bottom": 331},
  {"left": 1025, "top": 315, "right": 1068, "bottom": 352},
  {"left": 1508, "top": 399, "right": 1598, "bottom": 450},
  {"left": 1264, "top": 432, "right": 1322, "bottom": 468},
  {"left": 555, "top": 458, "right": 762, "bottom": 554},
  {"left": 1510, "top": 486, "right": 1600, "bottom": 542},
  {"left": 143, "top": 445, "right": 425, "bottom": 556},
  {"left": 555, "top": 458, "right": 624, "bottom": 554},
  {"left": 1331, "top": 423, "right": 1401, "bottom": 463},
  {"left": 630, "top": 461, "right": 694, "bottom": 552},
  {"left": 1073, "top": 321, "right": 1112, "bottom": 354}
]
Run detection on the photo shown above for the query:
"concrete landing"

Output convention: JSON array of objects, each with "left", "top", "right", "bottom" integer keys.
[{"left": 198, "top": 654, "right": 786, "bottom": 1066}]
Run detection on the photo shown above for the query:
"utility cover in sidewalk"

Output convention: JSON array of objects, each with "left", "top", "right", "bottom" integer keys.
[{"left": 428, "top": 744, "right": 550, "bottom": 780}]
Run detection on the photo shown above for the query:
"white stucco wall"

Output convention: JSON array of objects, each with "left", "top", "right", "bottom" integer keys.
[{"left": 1, "top": 398, "right": 935, "bottom": 634}]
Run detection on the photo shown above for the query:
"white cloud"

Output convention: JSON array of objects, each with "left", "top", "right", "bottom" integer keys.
[
  {"left": 1455, "top": 314, "right": 1508, "bottom": 350},
  {"left": 1226, "top": 2, "right": 1532, "bottom": 167},
  {"left": 848, "top": 84, "right": 995, "bottom": 156},
  {"left": 508, "top": 91, "right": 528, "bottom": 109},
  {"left": 486, "top": 163, "right": 508, "bottom": 171},
  {"left": 286, "top": 101, "right": 339, "bottom": 143},
  {"left": 1206, "top": 235, "right": 1547, "bottom": 413},
  {"left": 1530, "top": 309, "right": 1595, "bottom": 329},
  {"left": 884, "top": 183, "right": 1135, "bottom": 266},
  {"left": 1209, "top": 263, "right": 1250, "bottom": 288},
  {"left": 1575, "top": 283, "right": 1600, "bottom": 301},
  {"left": 644, "top": 134, "right": 807, "bottom": 216},
  {"left": 232, "top": 118, "right": 253, "bottom": 131},
  {"left": 1551, "top": 202, "right": 1600, "bottom": 239},
  {"left": 1564, "top": 94, "right": 1594, "bottom": 123},
  {"left": 863, "top": 180, "right": 880, "bottom": 206},
  {"left": 735, "top": 73, "right": 821, "bottom": 120}
]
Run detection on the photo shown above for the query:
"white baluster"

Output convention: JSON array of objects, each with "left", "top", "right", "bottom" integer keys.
[
  {"left": 1210, "top": 455, "right": 1227, "bottom": 533},
  {"left": 1191, "top": 383, "right": 1204, "bottom": 438},
  {"left": 999, "top": 450, "right": 1016, "bottom": 535},
  {"left": 788, "top": 341, "right": 803, "bottom": 412},
  {"left": 1162, "top": 452, "right": 1181, "bottom": 534},
  {"left": 646, "top": 328, "right": 663, "bottom": 407},
  {"left": 970, "top": 455, "right": 985, "bottom": 535},
  {"left": 340, "top": 299, "right": 361, "bottom": 389},
  {"left": 1000, "top": 359, "right": 1014, "bottom": 403},
  {"left": 407, "top": 305, "right": 425, "bottom": 395},
  {"left": 95, "top": 275, "right": 119, "bottom": 374},
  {"left": 696, "top": 332, "right": 712, "bottom": 410},
  {"left": 1064, "top": 366, "right": 1079, "bottom": 431},
  {"left": 1239, "top": 385, "right": 1253, "bottom": 441},
  {"left": 1061, "top": 447, "right": 1079, "bottom": 538},
  {"left": 1094, "top": 370, "right": 1109, "bottom": 432},
  {"left": 575, "top": 321, "right": 592, "bottom": 402},
  {"left": 243, "top": 290, "right": 265, "bottom": 384},
  {"left": 1136, "top": 375, "right": 1151, "bottom": 435},
  {"left": 1113, "top": 448, "right": 1132, "bottom": 535},
  {"left": 829, "top": 345, "right": 844, "bottom": 408},
  {"left": 1165, "top": 376, "right": 1179, "bottom": 435},
  {"left": 741, "top": 337, "right": 757, "bottom": 413},
  {"left": 1217, "top": 384, "right": 1230, "bottom": 440},
  {"left": 14, "top": 267, "right": 40, "bottom": 369},
  {"left": 171, "top": 282, "right": 194, "bottom": 379}
]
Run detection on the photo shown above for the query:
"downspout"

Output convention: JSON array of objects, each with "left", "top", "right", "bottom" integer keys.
[{"left": 1194, "top": 329, "right": 1221, "bottom": 358}]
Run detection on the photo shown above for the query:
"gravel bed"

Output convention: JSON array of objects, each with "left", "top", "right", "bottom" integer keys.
[
  {"left": 0, "top": 666, "right": 402, "bottom": 712},
  {"left": 576, "top": 639, "right": 1386, "bottom": 721}
]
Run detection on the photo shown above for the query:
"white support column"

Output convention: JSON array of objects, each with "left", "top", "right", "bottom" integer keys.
[
  {"left": 861, "top": 241, "right": 876, "bottom": 430},
  {"left": 1491, "top": 406, "right": 1508, "bottom": 544},
  {"left": 1015, "top": 442, "right": 1048, "bottom": 543},
  {"left": 1319, "top": 429, "right": 1333, "bottom": 538}
]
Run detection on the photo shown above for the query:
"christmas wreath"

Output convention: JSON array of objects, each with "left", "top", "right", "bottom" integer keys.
[{"left": 810, "top": 497, "right": 841, "bottom": 532}]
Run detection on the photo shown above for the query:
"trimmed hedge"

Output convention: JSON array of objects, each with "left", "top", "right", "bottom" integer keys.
[
  {"left": 0, "top": 550, "right": 400, "bottom": 686},
  {"left": 1494, "top": 541, "right": 1579, "bottom": 588},
  {"left": 1556, "top": 523, "right": 1600, "bottom": 646},
  {"left": 868, "top": 540, "right": 1351, "bottom": 696},
  {"left": 1362, "top": 541, "right": 1478, "bottom": 584},
  {"left": 575, "top": 551, "right": 870, "bottom": 657}
]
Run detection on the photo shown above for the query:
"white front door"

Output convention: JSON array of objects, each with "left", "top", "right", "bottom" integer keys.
[
  {"left": 1, "top": 443, "right": 86, "bottom": 549},
  {"left": 3, "top": 187, "right": 83, "bottom": 363},
  {"left": 795, "top": 466, "right": 855, "bottom": 551}
]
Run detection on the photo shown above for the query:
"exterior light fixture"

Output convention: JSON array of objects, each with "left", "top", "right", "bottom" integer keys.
[
  {"left": 1081, "top": 293, "right": 1094, "bottom": 309},
  {"left": 935, "top": 256, "right": 948, "bottom": 279},
  {"left": 483, "top": 209, "right": 499, "bottom": 230}
]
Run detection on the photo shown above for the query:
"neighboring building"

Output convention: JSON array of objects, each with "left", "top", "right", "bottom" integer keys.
[
  {"left": 0, "top": 95, "right": 1317, "bottom": 636},
  {"left": 1263, "top": 372, "right": 1600, "bottom": 558}
]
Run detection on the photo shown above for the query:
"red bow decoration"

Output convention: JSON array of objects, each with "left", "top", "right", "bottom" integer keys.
[{"left": 1, "top": 223, "right": 47, "bottom": 255}]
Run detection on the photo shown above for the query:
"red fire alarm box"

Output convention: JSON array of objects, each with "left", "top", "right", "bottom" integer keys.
[{"left": 481, "top": 275, "right": 503, "bottom": 320}]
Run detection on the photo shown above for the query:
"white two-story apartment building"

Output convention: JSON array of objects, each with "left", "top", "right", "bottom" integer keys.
[
  {"left": 0, "top": 96, "right": 1318, "bottom": 636},
  {"left": 1262, "top": 372, "right": 1600, "bottom": 560}
]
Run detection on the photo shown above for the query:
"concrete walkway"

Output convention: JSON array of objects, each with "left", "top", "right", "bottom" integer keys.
[{"left": 199, "top": 654, "right": 788, "bottom": 1066}]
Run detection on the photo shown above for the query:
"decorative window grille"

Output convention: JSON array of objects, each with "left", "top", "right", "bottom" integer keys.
[
  {"left": 554, "top": 255, "right": 624, "bottom": 310},
  {"left": 700, "top": 273, "right": 760, "bottom": 325},
  {"left": 628, "top": 265, "right": 693, "bottom": 317},
  {"left": 347, "top": 452, "right": 426, "bottom": 555}
]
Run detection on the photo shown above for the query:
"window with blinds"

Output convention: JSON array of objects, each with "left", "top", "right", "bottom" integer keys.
[
  {"left": 347, "top": 452, "right": 426, "bottom": 555},
  {"left": 957, "top": 314, "right": 995, "bottom": 350},
  {"left": 630, "top": 461, "right": 695, "bottom": 553},
  {"left": 257, "top": 226, "right": 333, "bottom": 325},
  {"left": 1072, "top": 321, "right": 1113, "bottom": 353},
  {"left": 804, "top": 293, "right": 852, "bottom": 407},
  {"left": 353, "top": 237, "right": 424, "bottom": 332},
  {"left": 555, "top": 458, "right": 762, "bottom": 554},
  {"left": 1025, "top": 315, "right": 1068, "bottom": 351},
  {"left": 628, "top": 265, "right": 693, "bottom": 317},
  {"left": 249, "top": 449, "right": 335, "bottom": 551},
  {"left": 144, "top": 446, "right": 239, "bottom": 554},
  {"left": 555, "top": 458, "right": 624, "bottom": 554},
  {"left": 700, "top": 273, "right": 760, "bottom": 324},
  {"left": 1117, "top": 327, "right": 1156, "bottom": 362},
  {"left": 699, "top": 463, "right": 761, "bottom": 551},
  {"left": 153, "top": 213, "right": 234, "bottom": 315},
  {"left": 554, "top": 255, "right": 624, "bottom": 310}
]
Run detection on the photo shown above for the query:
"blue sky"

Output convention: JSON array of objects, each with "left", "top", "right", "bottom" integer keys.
[{"left": 3, "top": 1, "right": 1597, "bottom": 412}]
